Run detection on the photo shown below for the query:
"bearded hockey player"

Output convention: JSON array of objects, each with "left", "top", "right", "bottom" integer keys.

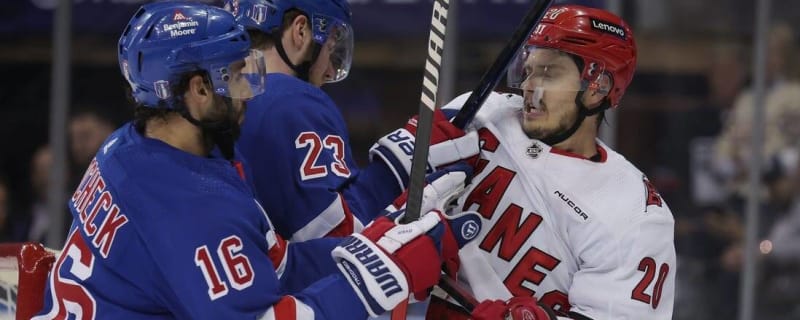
[
  {"left": 428, "top": 5, "right": 677, "bottom": 320},
  {"left": 34, "top": 2, "right": 480, "bottom": 319}
]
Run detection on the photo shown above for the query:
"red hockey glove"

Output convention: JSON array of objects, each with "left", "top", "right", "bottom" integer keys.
[
  {"left": 369, "top": 109, "right": 479, "bottom": 190},
  {"left": 472, "top": 297, "right": 556, "bottom": 320},
  {"left": 332, "top": 209, "right": 481, "bottom": 317}
]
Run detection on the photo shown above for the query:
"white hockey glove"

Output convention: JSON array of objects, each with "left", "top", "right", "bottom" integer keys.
[
  {"left": 331, "top": 209, "right": 482, "bottom": 317},
  {"left": 387, "top": 162, "right": 473, "bottom": 215},
  {"left": 369, "top": 109, "right": 479, "bottom": 190}
]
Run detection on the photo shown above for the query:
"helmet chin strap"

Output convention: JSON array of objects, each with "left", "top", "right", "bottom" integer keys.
[
  {"left": 540, "top": 90, "right": 606, "bottom": 146},
  {"left": 176, "top": 96, "right": 240, "bottom": 160},
  {"left": 273, "top": 32, "right": 322, "bottom": 83}
]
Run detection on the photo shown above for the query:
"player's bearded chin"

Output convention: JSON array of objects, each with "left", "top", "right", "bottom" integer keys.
[
  {"left": 200, "top": 95, "right": 241, "bottom": 160},
  {"left": 522, "top": 100, "right": 577, "bottom": 143}
]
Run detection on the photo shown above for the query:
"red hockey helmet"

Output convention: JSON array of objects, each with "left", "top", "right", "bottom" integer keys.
[{"left": 526, "top": 5, "right": 636, "bottom": 108}]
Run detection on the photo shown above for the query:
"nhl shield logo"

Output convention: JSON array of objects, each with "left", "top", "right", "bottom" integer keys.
[
  {"left": 248, "top": 4, "right": 272, "bottom": 24},
  {"left": 154, "top": 80, "right": 170, "bottom": 99},
  {"left": 526, "top": 142, "right": 542, "bottom": 159}
]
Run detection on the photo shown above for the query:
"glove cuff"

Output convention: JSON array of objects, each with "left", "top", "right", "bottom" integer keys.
[
  {"left": 369, "top": 128, "right": 417, "bottom": 190},
  {"left": 428, "top": 130, "right": 479, "bottom": 168},
  {"left": 332, "top": 234, "right": 410, "bottom": 317}
]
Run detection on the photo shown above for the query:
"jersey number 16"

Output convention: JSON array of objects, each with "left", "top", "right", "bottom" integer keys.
[{"left": 194, "top": 236, "right": 255, "bottom": 301}]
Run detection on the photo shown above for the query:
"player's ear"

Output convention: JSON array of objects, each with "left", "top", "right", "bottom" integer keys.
[
  {"left": 186, "top": 75, "right": 212, "bottom": 107},
  {"left": 289, "top": 14, "right": 310, "bottom": 50}
]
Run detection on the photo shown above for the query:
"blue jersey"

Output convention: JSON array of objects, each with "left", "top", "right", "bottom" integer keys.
[
  {"left": 238, "top": 73, "right": 400, "bottom": 241},
  {"left": 35, "top": 123, "right": 367, "bottom": 320}
]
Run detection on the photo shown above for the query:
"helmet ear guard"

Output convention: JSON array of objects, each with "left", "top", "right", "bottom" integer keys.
[{"left": 586, "top": 71, "right": 612, "bottom": 96}]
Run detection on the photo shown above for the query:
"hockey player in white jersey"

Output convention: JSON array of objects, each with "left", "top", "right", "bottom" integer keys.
[{"left": 426, "top": 5, "right": 676, "bottom": 320}]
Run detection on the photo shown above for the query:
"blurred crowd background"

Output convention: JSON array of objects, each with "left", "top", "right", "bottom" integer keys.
[{"left": 1, "top": 0, "right": 800, "bottom": 319}]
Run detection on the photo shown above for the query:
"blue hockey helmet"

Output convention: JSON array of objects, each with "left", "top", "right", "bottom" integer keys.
[
  {"left": 119, "top": 1, "right": 267, "bottom": 108},
  {"left": 223, "top": 0, "right": 353, "bottom": 83}
]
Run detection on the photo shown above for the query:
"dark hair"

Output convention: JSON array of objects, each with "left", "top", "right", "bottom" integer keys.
[
  {"left": 131, "top": 70, "right": 207, "bottom": 133},
  {"left": 248, "top": 9, "right": 305, "bottom": 50},
  {"left": 597, "top": 109, "right": 607, "bottom": 129}
]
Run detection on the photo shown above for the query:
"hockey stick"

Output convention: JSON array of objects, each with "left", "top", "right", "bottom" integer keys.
[
  {"left": 391, "top": 1, "right": 450, "bottom": 318},
  {"left": 397, "top": 0, "right": 553, "bottom": 317},
  {"left": 402, "top": 0, "right": 451, "bottom": 224},
  {"left": 451, "top": 0, "right": 554, "bottom": 129},
  {"left": 404, "top": 0, "right": 554, "bottom": 224}
]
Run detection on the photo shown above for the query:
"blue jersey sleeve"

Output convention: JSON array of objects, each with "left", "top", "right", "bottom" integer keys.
[
  {"left": 126, "top": 188, "right": 367, "bottom": 320},
  {"left": 279, "top": 237, "right": 341, "bottom": 293},
  {"left": 274, "top": 236, "right": 369, "bottom": 319},
  {"left": 239, "top": 76, "right": 400, "bottom": 241}
]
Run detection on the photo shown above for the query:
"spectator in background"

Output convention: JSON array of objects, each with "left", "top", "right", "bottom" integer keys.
[
  {"left": 713, "top": 22, "right": 800, "bottom": 199},
  {"left": 68, "top": 105, "right": 118, "bottom": 170},
  {"left": 696, "top": 24, "right": 800, "bottom": 318},
  {"left": 660, "top": 44, "right": 746, "bottom": 320},
  {"left": 742, "top": 159, "right": 800, "bottom": 319},
  {"left": 659, "top": 44, "right": 746, "bottom": 211},
  {"left": 762, "top": 193, "right": 800, "bottom": 318},
  {"left": 25, "top": 145, "right": 59, "bottom": 244},
  {"left": 7, "top": 107, "right": 118, "bottom": 246}
]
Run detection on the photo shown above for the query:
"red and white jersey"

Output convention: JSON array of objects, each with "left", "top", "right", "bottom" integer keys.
[{"left": 441, "top": 92, "right": 676, "bottom": 319}]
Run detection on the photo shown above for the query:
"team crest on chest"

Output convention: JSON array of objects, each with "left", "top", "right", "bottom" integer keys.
[{"left": 526, "top": 142, "right": 543, "bottom": 159}]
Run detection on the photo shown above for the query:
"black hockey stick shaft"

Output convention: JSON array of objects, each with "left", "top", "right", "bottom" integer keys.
[
  {"left": 451, "top": 0, "right": 554, "bottom": 130},
  {"left": 439, "top": 276, "right": 480, "bottom": 311},
  {"left": 402, "top": 0, "right": 450, "bottom": 224},
  {"left": 393, "top": 3, "right": 450, "bottom": 318}
]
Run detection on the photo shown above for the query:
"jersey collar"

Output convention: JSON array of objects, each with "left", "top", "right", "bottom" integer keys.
[{"left": 549, "top": 143, "right": 607, "bottom": 163}]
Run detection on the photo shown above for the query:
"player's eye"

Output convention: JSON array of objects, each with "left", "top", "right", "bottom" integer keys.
[
  {"left": 330, "top": 54, "right": 342, "bottom": 66},
  {"left": 521, "top": 67, "right": 532, "bottom": 80}
]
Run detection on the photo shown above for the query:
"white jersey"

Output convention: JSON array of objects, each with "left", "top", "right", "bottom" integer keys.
[{"left": 442, "top": 92, "right": 676, "bottom": 319}]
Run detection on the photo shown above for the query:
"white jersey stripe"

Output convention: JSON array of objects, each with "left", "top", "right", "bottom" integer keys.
[
  {"left": 291, "top": 194, "right": 363, "bottom": 241},
  {"left": 257, "top": 296, "right": 315, "bottom": 320}
]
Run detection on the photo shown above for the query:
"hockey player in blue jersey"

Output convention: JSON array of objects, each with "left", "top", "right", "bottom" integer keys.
[
  {"left": 34, "top": 2, "right": 481, "bottom": 319},
  {"left": 227, "top": 0, "right": 481, "bottom": 241}
]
